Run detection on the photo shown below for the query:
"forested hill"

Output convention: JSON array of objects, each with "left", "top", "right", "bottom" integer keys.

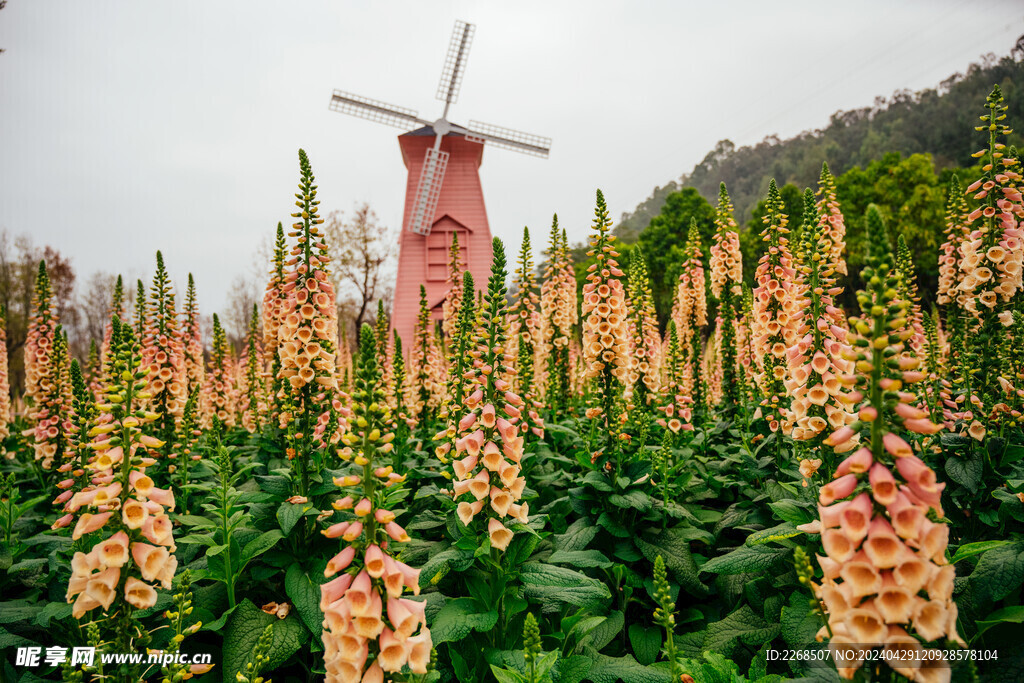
[{"left": 614, "top": 49, "right": 1024, "bottom": 241}]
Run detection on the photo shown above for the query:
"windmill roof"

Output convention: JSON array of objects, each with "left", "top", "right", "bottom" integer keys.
[{"left": 403, "top": 125, "right": 468, "bottom": 137}]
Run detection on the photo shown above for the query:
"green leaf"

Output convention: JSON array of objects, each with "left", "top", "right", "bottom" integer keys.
[
  {"left": 254, "top": 474, "right": 291, "bottom": 497},
  {"left": 628, "top": 624, "right": 662, "bottom": 666},
  {"left": 206, "top": 544, "right": 229, "bottom": 557},
  {"left": 608, "top": 489, "right": 653, "bottom": 512},
  {"left": 505, "top": 528, "right": 542, "bottom": 567},
  {"left": 970, "top": 543, "right": 1024, "bottom": 604},
  {"left": 520, "top": 563, "right": 611, "bottom": 608},
  {"left": 489, "top": 666, "right": 529, "bottom": 683},
  {"left": 581, "top": 610, "right": 624, "bottom": 651},
  {"left": 406, "top": 509, "right": 447, "bottom": 531},
  {"left": 582, "top": 471, "right": 614, "bottom": 492},
  {"left": 176, "top": 533, "right": 218, "bottom": 547},
  {"left": 418, "top": 547, "right": 460, "bottom": 589},
  {"left": 780, "top": 591, "right": 820, "bottom": 647},
  {"left": 699, "top": 544, "right": 788, "bottom": 575},
  {"left": 664, "top": 525, "right": 715, "bottom": 546},
  {"left": 276, "top": 502, "right": 315, "bottom": 536},
  {"left": 554, "top": 519, "right": 599, "bottom": 552},
  {"left": 177, "top": 514, "right": 217, "bottom": 527},
  {"left": 1001, "top": 444, "right": 1024, "bottom": 467},
  {"left": 945, "top": 450, "right": 983, "bottom": 494},
  {"left": 951, "top": 540, "right": 1011, "bottom": 565},
  {"left": 552, "top": 654, "right": 591, "bottom": 683},
  {"left": 940, "top": 432, "right": 971, "bottom": 449},
  {"left": 222, "top": 599, "right": 307, "bottom": 683},
  {"left": 285, "top": 563, "right": 327, "bottom": 638},
  {"left": 768, "top": 499, "right": 813, "bottom": 525},
  {"left": 0, "top": 625, "right": 34, "bottom": 649},
  {"left": 0, "top": 603, "right": 38, "bottom": 624},
  {"left": 713, "top": 504, "right": 749, "bottom": 536},
  {"left": 975, "top": 605, "right": 1024, "bottom": 638},
  {"left": 745, "top": 523, "right": 802, "bottom": 545},
  {"left": 240, "top": 530, "right": 283, "bottom": 565},
  {"left": 429, "top": 597, "right": 498, "bottom": 644},
  {"left": 34, "top": 602, "right": 72, "bottom": 628},
  {"left": 634, "top": 528, "right": 709, "bottom": 597},
  {"left": 596, "top": 512, "right": 630, "bottom": 538},
  {"left": 548, "top": 549, "right": 613, "bottom": 568},
  {"left": 703, "top": 605, "right": 781, "bottom": 656},
  {"left": 582, "top": 650, "right": 672, "bottom": 683}
]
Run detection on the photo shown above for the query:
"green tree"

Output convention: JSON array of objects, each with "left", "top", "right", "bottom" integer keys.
[
  {"left": 835, "top": 152, "right": 949, "bottom": 302},
  {"left": 636, "top": 187, "right": 715, "bottom": 321}
]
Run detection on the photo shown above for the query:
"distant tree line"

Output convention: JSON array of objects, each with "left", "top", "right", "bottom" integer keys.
[{"left": 592, "top": 47, "right": 1024, "bottom": 326}]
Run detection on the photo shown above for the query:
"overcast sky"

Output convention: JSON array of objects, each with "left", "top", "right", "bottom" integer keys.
[{"left": 1, "top": 1, "right": 1021, "bottom": 319}]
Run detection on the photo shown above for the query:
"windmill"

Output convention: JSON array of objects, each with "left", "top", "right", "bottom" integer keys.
[{"left": 329, "top": 19, "right": 551, "bottom": 350}]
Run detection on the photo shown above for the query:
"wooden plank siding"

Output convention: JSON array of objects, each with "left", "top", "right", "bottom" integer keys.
[{"left": 391, "top": 131, "right": 493, "bottom": 354}]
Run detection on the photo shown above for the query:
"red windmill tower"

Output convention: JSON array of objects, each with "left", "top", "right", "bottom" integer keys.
[{"left": 328, "top": 20, "right": 551, "bottom": 350}]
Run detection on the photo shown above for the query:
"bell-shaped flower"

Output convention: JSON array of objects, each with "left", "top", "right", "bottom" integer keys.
[
  {"left": 839, "top": 493, "right": 873, "bottom": 544},
  {"left": 863, "top": 517, "right": 905, "bottom": 569},
  {"left": 323, "top": 521, "right": 351, "bottom": 539},
  {"left": 481, "top": 441, "right": 503, "bottom": 472},
  {"left": 364, "top": 544, "right": 386, "bottom": 578},
  {"left": 141, "top": 513, "right": 174, "bottom": 547},
  {"left": 124, "top": 576, "right": 158, "bottom": 610},
  {"left": 146, "top": 486, "right": 175, "bottom": 510},
  {"left": 84, "top": 567, "right": 121, "bottom": 611},
  {"left": 875, "top": 573, "right": 915, "bottom": 623},
  {"left": 319, "top": 572, "right": 354, "bottom": 611},
  {"left": 72, "top": 511, "right": 113, "bottom": 540},
  {"left": 886, "top": 493, "right": 924, "bottom": 541},
  {"left": 927, "top": 564, "right": 954, "bottom": 602},
  {"left": 457, "top": 499, "right": 484, "bottom": 527},
  {"left": 352, "top": 590, "right": 384, "bottom": 639},
  {"left": 342, "top": 521, "right": 364, "bottom": 542},
  {"left": 346, "top": 570, "right": 372, "bottom": 617},
  {"left": 452, "top": 455, "right": 478, "bottom": 481},
  {"left": 407, "top": 628, "right": 432, "bottom": 674},
  {"left": 838, "top": 551, "right": 881, "bottom": 599},
  {"left": 842, "top": 600, "right": 887, "bottom": 643},
  {"left": 835, "top": 448, "right": 873, "bottom": 477},
  {"left": 893, "top": 552, "right": 932, "bottom": 595},
  {"left": 467, "top": 470, "right": 490, "bottom": 501},
  {"left": 326, "top": 546, "right": 356, "bottom": 577},
  {"left": 121, "top": 499, "right": 149, "bottom": 530},
  {"left": 912, "top": 599, "right": 948, "bottom": 641},
  {"left": 819, "top": 474, "right": 858, "bottom": 506},
  {"left": 97, "top": 531, "right": 130, "bottom": 568},
  {"left": 380, "top": 556, "right": 405, "bottom": 598},
  {"left": 868, "top": 464, "right": 898, "bottom": 506},
  {"left": 488, "top": 518, "right": 514, "bottom": 551},
  {"left": 376, "top": 628, "right": 407, "bottom": 672},
  {"left": 384, "top": 521, "right": 410, "bottom": 543},
  {"left": 131, "top": 542, "right": 169, "bottom": 582},
  {"left": 72, "top": 591, "right": 102, "bottom": 619},
  {"left": 489, "top": 487, "right": 514, "bottom": 517},
  {"left": 822, "top": 528, "right": 856, "bottom": 563}
]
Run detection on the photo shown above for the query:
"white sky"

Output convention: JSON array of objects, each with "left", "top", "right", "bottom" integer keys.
[{"left": 1, "top": 1, "right": 1021, "bottom": 319}]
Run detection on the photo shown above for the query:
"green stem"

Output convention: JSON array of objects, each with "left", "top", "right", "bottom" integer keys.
[{"left": 221, "top": 462, "right": 236, "bottom": 609}]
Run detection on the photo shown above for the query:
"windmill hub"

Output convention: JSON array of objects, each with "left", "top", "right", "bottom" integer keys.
[{"left": 432, "top": 118, "right": 452, "bottom": 136}]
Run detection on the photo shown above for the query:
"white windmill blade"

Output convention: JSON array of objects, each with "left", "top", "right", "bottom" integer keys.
[
  {"left": 436, "top": 20, "right": 475, "bottom": 107},
  {"left": 329, "top": 90, "right": 429, "bottom": 130},
  {"left": 408, "top": 148, "right": 450, "bottom": 235},
  {"left": 465, "top": 120, "right": 552, "bottom": 158}
]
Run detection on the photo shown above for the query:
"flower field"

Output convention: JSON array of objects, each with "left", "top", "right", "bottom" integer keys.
[{"left": 2, "top": 86, "right": 1024, "bottom": 683}]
